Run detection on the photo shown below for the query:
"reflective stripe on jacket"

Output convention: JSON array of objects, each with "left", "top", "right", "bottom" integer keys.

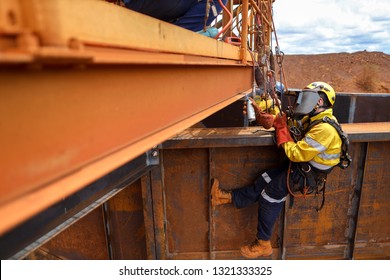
[{"left": 282, "top": 109, "right": 342, "bottom": 171}]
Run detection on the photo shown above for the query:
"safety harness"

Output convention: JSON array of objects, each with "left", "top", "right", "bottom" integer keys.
[
  {"left": 307, "top": 116, "right": 352, "bottom": 170},
  {"left": 287, "top": 116, "right": 352, "bottom": 211}
]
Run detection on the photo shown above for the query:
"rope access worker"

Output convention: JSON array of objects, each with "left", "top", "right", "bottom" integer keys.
[{"left": 211, "top": 81, "right": 344, "bottom": 258}]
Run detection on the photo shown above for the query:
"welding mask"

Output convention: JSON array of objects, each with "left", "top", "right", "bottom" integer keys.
[{"left": 293, "top": 90, "right": 321, "bottom": 119}]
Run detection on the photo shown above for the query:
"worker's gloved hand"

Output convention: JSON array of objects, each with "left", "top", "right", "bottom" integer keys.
[
  {"left": 249, "top": 98, "right": 274, "bottom": 129},
  {"left": 273, "top": 113, "right": 294, "bottom": 146},
  {"left": 257, "top": 112, "right": 274, "bottom": 129}
]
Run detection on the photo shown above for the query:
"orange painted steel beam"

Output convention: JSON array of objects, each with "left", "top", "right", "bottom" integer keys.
[
  {"left": 0, "top": 65, "right": 252, "bottom": 235},
  {"left": 0, "top": 0, "right": 256, "bottom": 236}
]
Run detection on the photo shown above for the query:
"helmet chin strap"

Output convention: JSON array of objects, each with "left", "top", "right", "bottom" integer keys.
[
  {"left": 309, "top": 102, "right": 324, "bottom": 116},
  {"left": 308, "top": 109, "right": 318, "bottom": 117},
  {"left": 309, "top": 105, "right": 329, "bottom": 117}
]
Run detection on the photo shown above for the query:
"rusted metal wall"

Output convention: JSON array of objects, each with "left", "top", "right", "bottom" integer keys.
[
  {"left": 26, "top": 127, "right": 390, "bottom": 260},
  {"left": 353, "top": 142, "right": 390, "bottom": 259},
  {"left": 35, "top": 207, "right": 109, "bottom": 260},
  {"left": 30, "top": 179, "right": 149, "bottom": 260},
  {"left": 159, "top": 145, "right": 286, "bottom": 260},
  {"left": 105, "top": 179, "right": 148, "bottom": 260}
]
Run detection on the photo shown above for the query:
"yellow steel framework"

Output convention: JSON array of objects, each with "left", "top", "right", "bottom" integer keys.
[{"left": 0, "top": 0, "right": 277, "bottom": 235}]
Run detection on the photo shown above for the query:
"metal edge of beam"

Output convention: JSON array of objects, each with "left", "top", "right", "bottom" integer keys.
[
  {"left": 149, "top": 161, "right": 168, "bottom": 260},
  {"left": 162, "top": 123, "right": 390, "bottom": 149},
  {"left": 343, "top": 123, "right": 390, "bottom": 142},
  {"left": 0, "top": 43, "right": 250, "bottom": 66},
  {"left": 209, "top": 148, "right": 216, "bottom": 260},
  {"left": 344, "top": 142, "right": 368, "bottom": 259},
  {"left": 140, "top": 174, "right": 157, "bottom": 260},
  {"left": 163, "top": 129, "right": 275, "bottom": 149},
  {"left": 337, "top": 92, "right": 390, "bottom": 97}
]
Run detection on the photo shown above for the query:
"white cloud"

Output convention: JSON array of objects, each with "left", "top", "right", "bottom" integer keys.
[{"left": 272, "top": 0, "right": 390, "bottom": 54}]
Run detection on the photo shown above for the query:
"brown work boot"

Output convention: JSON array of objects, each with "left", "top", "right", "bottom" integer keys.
[
  {"left": 211, "top": 178, "right": 232, "bottom": 206},
  {"left": 240, "top": 239, "right": 273, "bottom": 258}
]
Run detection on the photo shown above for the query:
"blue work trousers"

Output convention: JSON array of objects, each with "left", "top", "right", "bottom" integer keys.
[
  {"left": 123, "top": 0, "right": 227, "bottom": 31},
  {"left": 232, "top": 162, "right": 289, "bottom": 241}
]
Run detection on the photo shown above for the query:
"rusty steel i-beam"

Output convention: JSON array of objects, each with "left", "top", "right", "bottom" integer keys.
[{"left": 0, "top": 0, "right": 257, "bottom": 235}]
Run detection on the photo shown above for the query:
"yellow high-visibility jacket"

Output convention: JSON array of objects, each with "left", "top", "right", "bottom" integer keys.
[{"left": 282, "top": 109, "right": 342, "bottom": 171}]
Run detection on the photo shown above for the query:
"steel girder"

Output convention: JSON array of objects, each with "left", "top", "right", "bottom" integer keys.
[{"left": 0, "top": 0, "right": 254, "bottom": 235}]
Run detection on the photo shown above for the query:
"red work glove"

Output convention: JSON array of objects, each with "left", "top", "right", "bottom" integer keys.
[
  {"left": 257, "top": 112, "right": 274, "bottom": 129},
  {"left": 249, "top": 98, "right": 274, "bottom": 129},
  {"left": 273, "top": 113, "right": 294, "bottom": 146}
]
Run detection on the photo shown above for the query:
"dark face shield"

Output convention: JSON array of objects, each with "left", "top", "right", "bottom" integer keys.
[{"left": 293, "top": 90, "right": 320, "bottom": 118}]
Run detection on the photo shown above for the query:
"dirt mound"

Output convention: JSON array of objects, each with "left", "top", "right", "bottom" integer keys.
[{"left": 281, "top": 51, "right": 390, "bottom": 93}]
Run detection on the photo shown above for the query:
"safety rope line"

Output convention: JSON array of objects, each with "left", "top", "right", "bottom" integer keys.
[
  {"left": 286, "top": 161, "right": 327, "bottom": 211},
  {"left": 268, "top": 1, "right": 291, "bottom": 109},
  {"left": 204, "top": 0, "right": 212, "bottom": 32}
]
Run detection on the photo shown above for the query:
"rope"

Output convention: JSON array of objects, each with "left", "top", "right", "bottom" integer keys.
[
  {"left": 286, "top": 161, "right": 327, "bottom": 211},
  {"left": 204, "top": 0, "right": 212, "bottom": 32},
  {"left": 268, "top": 1, "right": 291, "bottom": 108}
]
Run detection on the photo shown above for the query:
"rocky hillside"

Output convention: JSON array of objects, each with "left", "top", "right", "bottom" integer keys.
[{"left": 281, "top": 51, "right": 390, "bottom": 93}]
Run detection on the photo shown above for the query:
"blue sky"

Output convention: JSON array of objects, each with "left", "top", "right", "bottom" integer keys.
[{"left": 272, "top": 0, "right": 390, "bottom": 54}]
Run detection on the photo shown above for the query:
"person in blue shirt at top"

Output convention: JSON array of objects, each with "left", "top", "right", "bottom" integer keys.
[{"left": 121, "top": 0, "right": 228, "bottom": 37}]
